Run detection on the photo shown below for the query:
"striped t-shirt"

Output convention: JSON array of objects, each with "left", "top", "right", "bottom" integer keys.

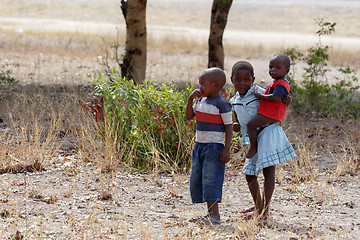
[{"left": 193, "top": 95, "right": 232, "bottom": 144}]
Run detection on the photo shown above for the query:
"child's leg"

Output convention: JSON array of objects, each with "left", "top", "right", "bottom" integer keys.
[
  {"left": 202, "top": 143, "right": 225, "bottom": 224},
  {"left": 258, "top": 166, "right": 276, "bottom": 217},
  {"left": 207, "top": 201, "right": 220, "bottom": 223},
  {"left": 246, "top": 114, "right": 278, "bottom": 158},
  {"left": 189, "top": 144, "right": 204, "bottom": 203},
  {"left": 245, "top": 175, "right": 261, "bottom": 210}
]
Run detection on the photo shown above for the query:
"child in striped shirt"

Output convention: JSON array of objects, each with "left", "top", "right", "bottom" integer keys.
[{"left": 185, "top": 67, "right": 233, "bottom": 225}]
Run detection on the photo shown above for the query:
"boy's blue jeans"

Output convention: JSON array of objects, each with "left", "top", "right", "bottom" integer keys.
[{"left": 190, "top": 142, "right": 225, "bottom": 203}]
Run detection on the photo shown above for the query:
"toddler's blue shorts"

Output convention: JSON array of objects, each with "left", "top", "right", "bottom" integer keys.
[{"left": 190, "top": 142, "right": 225, "bottom": 203}]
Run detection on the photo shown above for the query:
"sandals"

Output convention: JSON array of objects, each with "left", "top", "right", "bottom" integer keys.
[
  {"left": 200, "top": 216, "right": 221, "bottom": 225},
  {"left": 190, "top": 216, "right": 221, "bottom": 225}
]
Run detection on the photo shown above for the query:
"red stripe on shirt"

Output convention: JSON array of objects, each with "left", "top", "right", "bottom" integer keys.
[{"left": 196, "top": 111, "right": 223, "bottom": 124}]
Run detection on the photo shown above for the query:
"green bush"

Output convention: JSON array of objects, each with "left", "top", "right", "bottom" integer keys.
[
  {"left": 0, "top": 67, "right": 18, "bottom": 122},
  {"left": 0, "top": 67, "right": 18, "bottom": 89},
  {"left": 285, "top": 19, "right": 360, "bottom": 119},
  {"left": 84, "top": 72, "right": 196, "bottom": 173}
]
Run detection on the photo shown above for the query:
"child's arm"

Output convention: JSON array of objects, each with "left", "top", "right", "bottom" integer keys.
[
  {"left": 281, "top": 94, "right": 292, "bottom": 106},
  {"left": 255, "top": 84, "right": 290, "bottom": 103},
  {"left": 233, "top": 111, "right": 240, "bottom": 132},
  {"left": 254, "top": 90, "right": 281, "bottom": 102},
  {"left": 220, "top": 124, "right": 233, "bottom": 164},
  {"left": 185, "top": 89, "right": 202, "bottom": 120}
]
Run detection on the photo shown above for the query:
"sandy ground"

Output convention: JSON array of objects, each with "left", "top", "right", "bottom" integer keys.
[
  {"left": 0, "top": 154, "right": 359, "bottom": 239},
  {"left": 1, "top": 113, "right": 360, "bottom": 239},
  {"left": 0, "top": 0, "right": 360, "bottom": 239}
]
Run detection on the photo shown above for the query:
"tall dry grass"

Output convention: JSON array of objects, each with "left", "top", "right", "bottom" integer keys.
[
  {"left": 1, "top": 100, "right": 357, "bottom": 238},
  {"left": 277, "top": 116, "right": 359, "bottom": 206},
  {"left": 0, "top": 28, "right": 359, "bottom": 238},
  {"left": 0, "top": 84, "right": 108, "bottom": 173}
]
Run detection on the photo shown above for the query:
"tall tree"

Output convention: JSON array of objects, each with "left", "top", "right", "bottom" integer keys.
[
  {"left": 208, "top": 0, "right": 233, "bottom": 70},
  {"left": 120, "top": 0, "right": 147, "bottom": 85}
]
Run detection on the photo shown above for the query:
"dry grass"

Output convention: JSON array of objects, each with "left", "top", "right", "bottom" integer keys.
[
  {"left": 0, "top": 1, "right": 359, "bottom": 238},
  {"left": 0, "top": 85, "right": 82, "bottom": 163},
  {"left": 2, "top": 30, "right": 359, "bottom": 93},
  {"left": 1, "top": 77, "right": 359, "bottom": 239},
  {"left": 0, "top": 46, "right": 359, "bottom": 240}
]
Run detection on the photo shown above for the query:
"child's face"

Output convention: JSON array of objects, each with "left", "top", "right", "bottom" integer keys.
[
  {"left": 198, "top": 75, "right": 218, "bottom": 98},
  {"left": 269, "top": 57, "right": 289, "bottom": 80},
  {"left": 231, "top": 70, "right": 255, "bottom": 96}
]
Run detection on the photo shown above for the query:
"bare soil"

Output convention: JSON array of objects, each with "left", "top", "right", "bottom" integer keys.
[{"left": 1, "top": 114, "right": 359, "bottom": 239}]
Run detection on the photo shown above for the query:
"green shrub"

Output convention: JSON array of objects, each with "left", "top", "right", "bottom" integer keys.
[
  {"left": 0, "top": 67, "right": 18, "bottom": 122},
  {"left": 0, "top": 67, "right": 18, "bottom": 89},
  {"left": 83, "top": 72, "right": 196, "bottom": 173},
  {"left": 285, "top": 19, "right": 360, "bottom": 119}
]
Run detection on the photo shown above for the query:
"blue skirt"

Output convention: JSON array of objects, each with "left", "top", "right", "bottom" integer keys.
[{"left": 243, "top": 124, "right": 296, "bottom": 176}]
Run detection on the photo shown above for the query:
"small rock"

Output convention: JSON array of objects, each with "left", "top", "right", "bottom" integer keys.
[{"left": 345, "top": 201, "right": 355, "bottom": 208}]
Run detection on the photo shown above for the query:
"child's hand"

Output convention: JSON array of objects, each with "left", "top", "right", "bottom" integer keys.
[
  {"left": 189, "top": 89, "right": 202, "bottom": 100},
  {"left": 186, "top": 89, "right": 202, "bottom": 120},
  {"left": 281, "top": 94, "right": 292, "bottom": 106},
  {"left": 220, "top": 149, "right": 230, "bottom": 164},
  {"left": 254, "top": 89, "right": 262, "bottom": 99},
  {"left": 233, "top": 122, "right": 240, "bottom": 132}
]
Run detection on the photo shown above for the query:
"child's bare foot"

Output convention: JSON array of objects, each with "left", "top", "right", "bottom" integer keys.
[
  {"left": 246, "top": 147, "right": 257, "bottom": 158},
  {"left": 239, "top": 206, "right": 255, "bottom": 214},
  {"left": 240, "top": 210, "right": 268, "bottom": 222}
]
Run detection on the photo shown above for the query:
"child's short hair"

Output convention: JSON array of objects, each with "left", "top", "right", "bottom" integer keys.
[
  {"left": 273, "top": 53, "right": 291, "bottom": 69},
  {"left": 202, "top": 67, "right": 227, "bottom": 88},
  {"left": 231, "top": 61, "right": 254, "bottom": 77},
  {"left": 215, "top": 68, "right": 227, "bottom": 88}
]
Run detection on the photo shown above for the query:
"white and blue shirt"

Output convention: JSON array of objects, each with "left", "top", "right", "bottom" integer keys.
[
  {"left": 193, "top": 95, "right": 232, "bottom": 144},
  {"left": 229, "top": 85, "right": 265, "bottom": 144}
]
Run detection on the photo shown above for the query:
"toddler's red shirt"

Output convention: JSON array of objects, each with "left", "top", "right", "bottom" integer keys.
[{"left": 257, "top": 79, "right": 290, "bottom": 123}]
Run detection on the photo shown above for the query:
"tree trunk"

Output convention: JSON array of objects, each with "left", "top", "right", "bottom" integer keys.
[
  {"left": 120, "top": 0, "right": 147, "bottom": 85},
  {"left": 208, "top": 0, "right": 233, "bottom": 70}
]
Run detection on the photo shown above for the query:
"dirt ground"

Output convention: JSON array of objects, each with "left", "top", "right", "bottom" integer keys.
[
  {"left": 0, "top": 114, "right": 359, "bottom": 239},
  {"left": 1, "top": 0, "right": 360, "bottom": 239},
  {"left": 0, "top": 156, "right": 359, "bottom": 239}
]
